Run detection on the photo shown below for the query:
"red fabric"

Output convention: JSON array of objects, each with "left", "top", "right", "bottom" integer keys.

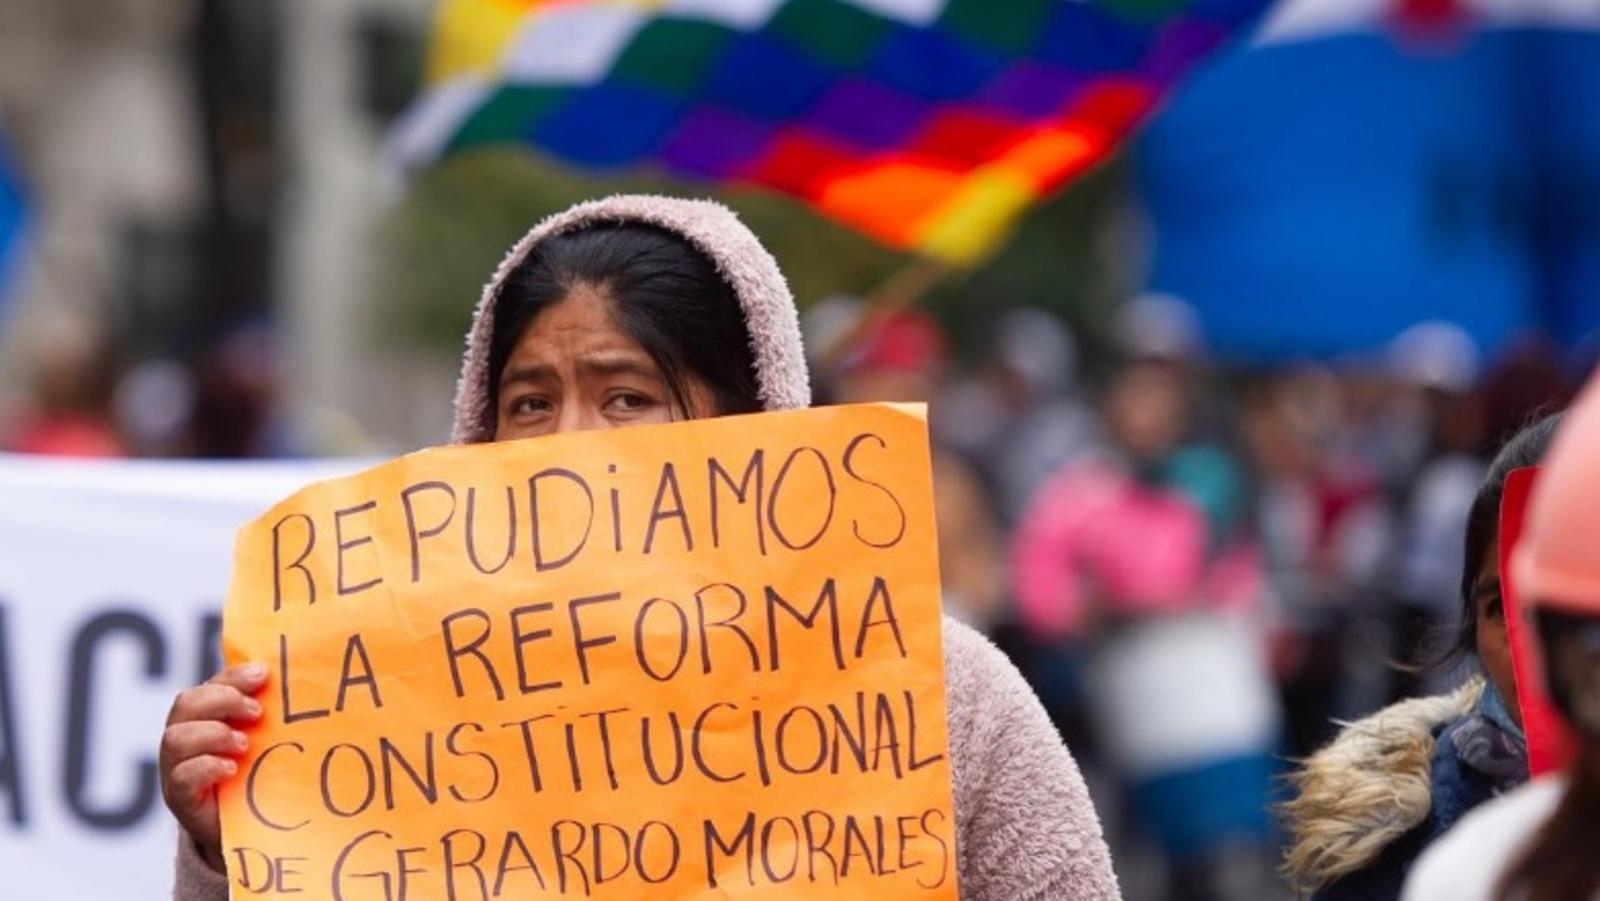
[
  {"left": 742, "top": 129, "right": 862, "bottom": 200},
  {"left": 908, "top": 107, "right": 1026, "bottom": 167},
  {"left": 1394, "top": 0, "right": 1466, "bottom": 32},
  {"left": 850, "top": 309, "right": 948, "bottom": 374},
  {"left": 1065, "top": 79, "right": 1154, "bottom": 136},
  {"left": 7, "top": 414, "right": 124, "bottom": 458},
  {"left": 1500, "top": 466, "right": 1577, "bottom": 777}
]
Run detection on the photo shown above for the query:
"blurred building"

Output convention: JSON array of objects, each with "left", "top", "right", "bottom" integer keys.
[{"left": 0, "top": 0, "right": 448, "bottom": 454}]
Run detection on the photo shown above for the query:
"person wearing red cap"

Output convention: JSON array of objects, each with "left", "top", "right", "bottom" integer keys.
[{"left": 1404, "top": 376, "right": 1600, "bottom": 901}]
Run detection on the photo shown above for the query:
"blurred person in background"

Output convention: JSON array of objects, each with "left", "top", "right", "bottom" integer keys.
[
  {"left": 1011, "top": 299, "right": 1280, "bottom": 901},
  {"left": 933, "top": 306, "right": 1108, "bottom": 757},
  {"left": 936, "top": 306, "right": 1104, "bottom": 525},
  {"left": 1241, "top": 368, "right": 1391, "bottom": 758},
  {"left": 1479, "top": 337, "right": 1570, "bottom": 452},
  {"left": 1403, "top": 378, "right": 1600, "bottom": 901},
  {"left": 1282, "top": 415, "right": 1561, "bottom": 900},
  {"left": 3, "top": 311, "right": 125, "bottom": 456},
  {"left": 113, "top": 357, "right": 198, "bottom": 456},
  {"left": 185, "top": 320, "right": 294, "bottom": 457},
  {"left": 1384, "top": 324, "right": 1489, "bottom": 702},
  {"left": 828, "top": 306, "right": 1011, "bottom": 632}
]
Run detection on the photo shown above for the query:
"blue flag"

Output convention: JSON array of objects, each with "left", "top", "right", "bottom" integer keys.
[{"left": 1137, "top": 8, "right": 1600, "bottom": 362}]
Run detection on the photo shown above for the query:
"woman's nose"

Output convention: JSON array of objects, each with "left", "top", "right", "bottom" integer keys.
[{"left": 552, "top": 402, "right": 608, "bottom": 435}]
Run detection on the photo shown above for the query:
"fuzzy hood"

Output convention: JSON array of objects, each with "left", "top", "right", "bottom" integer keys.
[
  {"left": 1281, "top": 677, "right": 1485, "bottom": 895},
  {"left": 450, "top": 194, "right": 811, "bottom": 443}
]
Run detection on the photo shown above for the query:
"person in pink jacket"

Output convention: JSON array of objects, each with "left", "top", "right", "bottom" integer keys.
[
  {"left": 157, "top": 195, "right": 1120, "bottom": 900},
  {"left": 1011, "top": 356, "right": 1277, "bottom": 900}
]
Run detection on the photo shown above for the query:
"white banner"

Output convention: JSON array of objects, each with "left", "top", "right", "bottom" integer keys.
[{"left": 0, "top": 454, "right": 364, "bottom": 899}]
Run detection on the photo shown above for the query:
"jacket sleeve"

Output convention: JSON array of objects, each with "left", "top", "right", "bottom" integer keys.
[
  {"left": 943, "top": 617, "right": 1121, "bottom": 901},
  {"left": 173, "top": 831, "right": 229, "bottom": 901}
]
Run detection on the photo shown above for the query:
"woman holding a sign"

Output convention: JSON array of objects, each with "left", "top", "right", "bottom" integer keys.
[{"left": 160, "top": 196, "right": 1120, "bottom": 900}]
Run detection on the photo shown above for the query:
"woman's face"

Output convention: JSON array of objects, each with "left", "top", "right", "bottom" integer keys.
[
  {"left": 1475, "top": 531, "right": 1522, "bottom": 726},
  {"left": 492, "top": 287, "right": 716, "bottom": 441}
]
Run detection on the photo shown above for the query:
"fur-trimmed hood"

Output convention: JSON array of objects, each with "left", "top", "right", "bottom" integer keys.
[
  {"left": 450, "top": 194, "right": 812, "bottom": 444},
  {"left": 1281, "top": 677, "right": 1485, "bottom": 895}
]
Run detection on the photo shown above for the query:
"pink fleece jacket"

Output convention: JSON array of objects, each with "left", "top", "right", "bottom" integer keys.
[
  {"left": 173, "top": 195, "right": 1118, "bottom": 900},
  {"left": 1011, "top": 459, "right": 1260, "bottom": 640}
]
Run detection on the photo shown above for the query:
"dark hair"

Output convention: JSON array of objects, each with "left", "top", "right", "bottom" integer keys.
[
  {"left": 487, "top": 222, "right": 762, "bottom": 423},
  {"left": 1448, "top": 412, "right": 1564, "bottom": 662}
]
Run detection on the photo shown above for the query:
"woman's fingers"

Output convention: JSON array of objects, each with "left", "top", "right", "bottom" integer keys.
[
  {"left": 158, "top": 666, "right": 264, "bottom": 860},
  {"left": 167, "top": 682, "right": 263, "bottom": 726},
  {"left": 208, "top": 662, "right": 268, "bottom": 693},
  {"left": 162, "top": 720, "right": 249, "bottom": 765},
  {"left": 165, "top": 753, "right": 237, "bottom": 804},
  {"left": 163, "top": 754, "right": 231, "bottom": 846}
]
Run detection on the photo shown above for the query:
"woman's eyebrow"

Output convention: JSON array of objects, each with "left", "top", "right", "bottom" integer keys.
[
  {"left": 578, "top": 356, "right": 658, "bottom": 379},
  {"left": 499, "top": 364, "right": 557, "bottom": 388}
]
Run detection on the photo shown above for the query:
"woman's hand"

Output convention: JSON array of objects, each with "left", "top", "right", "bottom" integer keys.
[{"left": 159, "top": 663, "right": 266, "bottom": 873}]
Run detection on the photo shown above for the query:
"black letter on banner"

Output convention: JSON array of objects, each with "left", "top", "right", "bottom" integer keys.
[
  {"left": 709, "top": 451, "right": 766, "bottom": 554},
  {"left": 766, "top": 447, "right": 836, "bottom": 551},
  {"left": 855, "top": 577, "right": 907, "bottom": 659},
  {"left": 466, "top": 486, "right": 517, "bottom": 575},
  {"left": 0, "top": 603, "right": 27, "bottom": 825},
  {"left": 643, "top": 463, "right": 694, "bottom": 553},
  {"left": 842, "top": 433, "right": 907, "bottom": 548},
  {"left": 247, "top": 741, "right": 310, "bottom": 831},
  {"left": 335, "top": 634, "right": 383, "bottom": 712},
  {"left": 334, "top": 501, "right": 382, "bottom": 596},
  {"left": 703, "top": 813, "right": 756, "bottom": 889},
  {"left": 281, "top": 634, "right": 329, "bottom": 724},
  {"left": 64, "top": 610, "right": 164, "bottom": 829},
  {"left": 529, "top": 469, "right": 593, "bottom": 572},
  {"left": 764, "top": 580, "right": 843, "bottom": 672},
  {"left": 569, "top": 593, "right": 620, "bottom": 686},
  {"left": 401, "top": 481, "right": 456, "bottom": 584},
  {"left": 694, "top": 583, "right": 759, "bottom": 675},
  {"left": 272, "top": 513, "right": 316, "bottom": 611},
  {"left": 443, "top": 609, "right": 506, "bottom": 701}
]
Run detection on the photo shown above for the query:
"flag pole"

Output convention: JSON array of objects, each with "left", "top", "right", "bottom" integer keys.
[{"left": 815, "top": 254, "right": 950, "bottom": 370}]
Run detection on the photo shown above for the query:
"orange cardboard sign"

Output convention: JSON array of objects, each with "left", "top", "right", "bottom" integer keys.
[{"left": 217, "top": 404, "right": 958, "bottom": 900}]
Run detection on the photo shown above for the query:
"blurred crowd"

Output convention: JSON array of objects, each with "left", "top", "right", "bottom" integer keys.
[
  {"left": 3, "top": 292, "right": 1590, "bottom": 901},
  {"left": 0, "top": 310, "right": 291, "bottom": 458},
  {"left": 801, "top": 295, "right": 1586, "bottom": 901}
]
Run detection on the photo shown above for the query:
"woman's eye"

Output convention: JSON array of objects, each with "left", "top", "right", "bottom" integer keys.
[
  {"left": 510, "top": 396, "right": 552, "bottom": 417},
  {"left": 1485, "top": 599, "right": 1505, "bottom": 623},
  {"left": 607, "top": 392, "right": 654, "bottom": 413}
]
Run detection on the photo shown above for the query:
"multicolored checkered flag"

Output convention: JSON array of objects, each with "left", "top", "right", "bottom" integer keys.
[{"left": 392, "top": 0, "right": 1269, "bottom": 263}]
